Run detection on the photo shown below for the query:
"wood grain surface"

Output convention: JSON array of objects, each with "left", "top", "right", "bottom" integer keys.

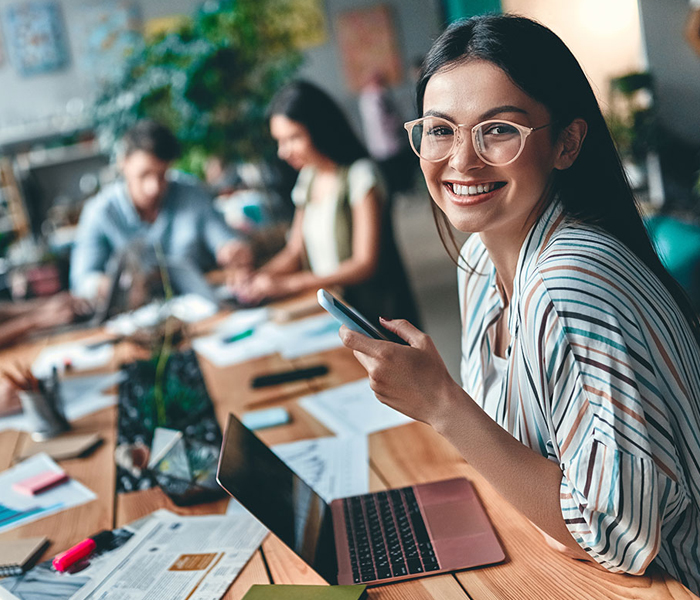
[{"left": 1, "top": 298, "right": 698, "bottom": 600}]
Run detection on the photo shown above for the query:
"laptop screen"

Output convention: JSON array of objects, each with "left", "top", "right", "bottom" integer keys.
[{"left": 216, "top": 413, "right": 338, "bottom": 584}]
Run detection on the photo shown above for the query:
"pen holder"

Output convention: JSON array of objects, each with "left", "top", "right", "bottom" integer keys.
[{"left": 19, "top": 372, "right": 70, "bottom": 441}]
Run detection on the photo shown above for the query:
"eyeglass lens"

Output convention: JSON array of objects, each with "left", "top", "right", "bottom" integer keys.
[{"left": 409, "top": 117, "right": 524, "bottom": 165}]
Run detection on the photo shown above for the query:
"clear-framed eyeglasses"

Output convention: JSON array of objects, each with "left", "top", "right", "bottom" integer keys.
[{"left": 403, "top": 116, "right": 553, "bottom": 166}]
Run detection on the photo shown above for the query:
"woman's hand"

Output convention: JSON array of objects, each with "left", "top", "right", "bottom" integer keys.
[
  {"left": 339, "top": 317, "right": 463, "bottom": 426},
  {"left": 231, "top": 271, "right": 315, "bottom": 304},
  {"left": 0, "top": 376, "right": 22, "bottom": 416}
]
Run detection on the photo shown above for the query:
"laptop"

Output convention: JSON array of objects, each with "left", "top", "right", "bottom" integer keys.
[{"left": 216, "top": 413, "right": 505, "bottom": 586}]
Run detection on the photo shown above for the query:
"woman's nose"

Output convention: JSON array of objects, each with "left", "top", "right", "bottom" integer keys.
[{"left": 448, "top": 130, "right": 484, "bottom": 173}]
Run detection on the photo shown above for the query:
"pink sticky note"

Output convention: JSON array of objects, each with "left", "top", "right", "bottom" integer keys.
[{"left": 12, "top": 470, "right": 69, "bottom": 495}]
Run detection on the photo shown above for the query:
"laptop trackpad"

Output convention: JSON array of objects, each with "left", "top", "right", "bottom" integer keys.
[{"left": 424, "top": 501, "right": 491, "bottom": 540}]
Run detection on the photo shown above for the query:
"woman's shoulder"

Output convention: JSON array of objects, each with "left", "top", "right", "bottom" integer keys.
[
  {"left": 523, "top": 221, "right": 679, "bottom": 325},
  {"left": 291, "top": 166, "right": 315, "bottom": 206},
  {"left": 346, "top": 158, "right": 385, "bottom": 204}
]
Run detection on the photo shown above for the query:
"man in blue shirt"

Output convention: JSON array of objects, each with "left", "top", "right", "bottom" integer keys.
[{"left": 70, "top": 121, "right": 251, "bottom": 299}]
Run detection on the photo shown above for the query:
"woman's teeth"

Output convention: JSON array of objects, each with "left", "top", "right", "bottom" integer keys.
[{"left": 451, "top": 182, "right": 498, "bottom": 196}]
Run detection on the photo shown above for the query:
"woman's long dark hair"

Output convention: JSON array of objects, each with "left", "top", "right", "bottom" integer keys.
[
  {"left": 268, "top": 80, "right": 367, "bottom": 166},
  {"left": 417, "top": 14, "right": 700, "bottom": 345}
]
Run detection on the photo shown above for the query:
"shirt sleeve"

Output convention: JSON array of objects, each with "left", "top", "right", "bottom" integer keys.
[
  {"left": 196, "top": 190, "right": 241, "bottom": 257},
  {"left": 69, "top": 198, "right": 112, "bottom": 298},
  {"left": 520, "top": 271, "right": 681, "bottom": 575},
  {"left": 347, "top": 159, "right": 385, "bottom": 207},
  {"left": 291, "top": 167, "right": 313, "bottom": 207}
]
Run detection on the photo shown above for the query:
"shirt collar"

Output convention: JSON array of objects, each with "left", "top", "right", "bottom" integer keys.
[
  {"left": 508, "top": 198, "right": 565, "bottom": 335},
  {"left": 116, "top": 179, "right": 172, "bottom": 227}
]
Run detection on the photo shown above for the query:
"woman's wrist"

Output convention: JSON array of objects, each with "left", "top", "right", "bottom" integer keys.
[{"left": 429, "top": 377, "right": 470, "bottom": 435}]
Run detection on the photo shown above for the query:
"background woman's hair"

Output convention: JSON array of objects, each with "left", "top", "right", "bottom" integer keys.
[
  {"left": 268, "top": 80, "right": 367, "bottom": 166},
  {"left": 417, "top": 14, "right": 700, "bottom": 344}
]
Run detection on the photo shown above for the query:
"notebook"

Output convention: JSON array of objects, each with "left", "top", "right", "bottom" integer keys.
[
  {"left": 242, "top": 585, "right": 367, "bottom": 599},
  {"left": 0, "top": 536, "right": 49, "bottom": 576}
]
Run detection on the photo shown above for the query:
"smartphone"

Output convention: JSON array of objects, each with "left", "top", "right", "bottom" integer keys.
[{"left": 316, "top": 289, "right": 409, "bottom": 345}]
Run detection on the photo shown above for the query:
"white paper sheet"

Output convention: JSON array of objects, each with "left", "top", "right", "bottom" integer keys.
[
  {"left": 192, "top": 312, "right": 343, "bottom": 367},
  {"left": 0, "top": 372, "right": 123, "bottom": 432},
  {"left": 192, "top": 332, "right": 278, "bottom": 367},
  {"left": 270, "top": 313, "right": 343, "bottom": 359},
  {"left": 0, "top": 453, "right": 96, "bottom": 534},
  {"left": 72, "top": 510, "right": 267, "bottom": 600},
  {"left": 31, "top": 342, "right": 114, "bottom": 378},
  {"left": 273, "top": 436, "right": 369, "bottom": 502},
  {"left": 105, "top": 295, "right": 219, "bottom": 336},
  {"left": 299, "top": 378, "right": 413, "bottom": 436}
]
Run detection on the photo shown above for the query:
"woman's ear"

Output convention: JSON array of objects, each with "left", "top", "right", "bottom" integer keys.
[{"left": 554, "top": 118, "right": 588, "bottom": 170}]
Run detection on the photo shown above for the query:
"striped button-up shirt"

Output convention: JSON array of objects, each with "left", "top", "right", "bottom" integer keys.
[{"left": 459, "top": 199, "right": 700, "bottom": 593}]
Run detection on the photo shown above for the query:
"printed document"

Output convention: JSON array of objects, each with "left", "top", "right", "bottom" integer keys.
[
  {"left": 73, "top": 510, "right": 267, "bottom": 600},
  {"left": 273, "top": 436, "right": 369, "bottom": 502},
  {"left": 299, "top": 378, "right": 413, "bottom": 436}
]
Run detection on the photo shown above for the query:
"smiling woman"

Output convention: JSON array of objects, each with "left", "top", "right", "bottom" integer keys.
[{"left": 339, "top": 14, "right": 700, "bottom": 595}]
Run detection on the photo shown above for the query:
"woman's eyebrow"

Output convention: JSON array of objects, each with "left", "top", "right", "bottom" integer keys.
[
  {"left": 423, "top": 105, "right": 530, "bottom": 122},
  {"left": 479, "top": 105, "right": 528, "bottom": 120},
  {"left": 422, "top": 109, "right": 453, "bottom": 120}
]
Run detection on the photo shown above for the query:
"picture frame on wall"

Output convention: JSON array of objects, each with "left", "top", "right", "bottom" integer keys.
[
  {"left": 3, "top": 0, "right": 70, "bottom": 76},
  {"left": 335, "top": 4, "right": 403, "bottom": 92}
]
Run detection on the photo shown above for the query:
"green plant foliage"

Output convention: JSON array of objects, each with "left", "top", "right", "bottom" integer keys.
[
  {"left": 92, "top": 0, "right": 302, "bottom": 172},
  {"left": 606, "top": 71, "right": 657, "bottom": 162}
]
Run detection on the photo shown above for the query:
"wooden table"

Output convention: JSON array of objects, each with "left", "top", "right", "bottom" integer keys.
[{"left": 1, "top": 303, "right": 698, "bottom": 600}]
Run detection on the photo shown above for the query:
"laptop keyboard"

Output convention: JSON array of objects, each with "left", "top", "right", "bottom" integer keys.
[{"left": 342, "top": 486, "right": 440, "bottom": 583}]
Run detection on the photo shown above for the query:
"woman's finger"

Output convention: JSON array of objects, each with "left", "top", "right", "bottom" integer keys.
[
  {"left": 379, "top": 317, "right": 427, "bottom": 347},
  {"left": 340, "top": 326, "right": 393, "bottom": 358}
]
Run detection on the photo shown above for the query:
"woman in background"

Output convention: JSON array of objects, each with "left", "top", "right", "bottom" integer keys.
[
  {"left": 340, "top": 15, "right": 700, "bottom": 593},
  {"left": 232, "top": 80, "right": 420, "bottom": 324}
]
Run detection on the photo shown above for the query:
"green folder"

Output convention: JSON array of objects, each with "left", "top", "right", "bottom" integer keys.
[{"left": 242, "top": 584, "right": 367, "bottom": 600}]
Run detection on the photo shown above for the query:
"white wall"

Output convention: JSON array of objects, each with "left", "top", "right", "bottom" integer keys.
[
  {"left": 0, "top": 0, "right": 198, "bottom": 131},
  {"left": 0, "top": 0, "right": 442, "bottom": 139},
  {"left": 501, "top": 0, "right": 644, "bottom": 105},
  {"left": 638, "top": 0, "right": 700, "bottom": 146}
]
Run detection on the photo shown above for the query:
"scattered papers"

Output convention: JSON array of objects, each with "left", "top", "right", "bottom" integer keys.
[
  {"left": 0, "top": 372, "right": 123, "bottom": 432},
  {"left": 299, "top": 378, "right": 413, "bottom": 436},
  {"left": 273, "top": 436, "right": 369, "bottom": 502},
  {"left": 193, "top": 312, "right": 342, "bottom": 367},
  {"left": 73, "top": 510, "right": 267, "bottom": 600},
  {"left": 31, "top": 341, "right": 113, "bottom": 378},
  {"left": 272, "top": 313, "right": 343, "bottom": 359},
  {"left": 0, "top": 453, "right": 96, "bottom": 534},
  {"left": 105, "top": 294, "right": 218, "bottom": 336},
  {"left": 0, "top": 524, "right": 140, "bottom": 600},
  {"left": 192, "top": 333, "right": 278, "bottom": 367}
]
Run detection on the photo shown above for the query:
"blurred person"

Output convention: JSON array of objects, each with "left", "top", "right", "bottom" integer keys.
[
  {"left": 358, "top": 73, "right": 418, "bottom": 195},
  {"left": 0, "top": 292, "right": 80, "bottom": 348},
  {"left": 232, "top": 80, "right": 420, "bottom": 324},
  {"left": 0, "top": 376, "right": 20, "bottom": 416},
  {"left": 70, "top": 120, "right": 252, "bottom": 300},
  {"left": 686, "top": 0, "right": 700, "bottom": 57}
]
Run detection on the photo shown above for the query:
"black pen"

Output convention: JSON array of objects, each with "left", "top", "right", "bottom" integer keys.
[{"left": 251, "top": 365, "right": 329, "bottom": 388}]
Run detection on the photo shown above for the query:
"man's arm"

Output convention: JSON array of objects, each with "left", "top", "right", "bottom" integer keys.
[
  {"left": 70, "top": 200, "right": 113, "bottom": 299},
  {"left": 199, "top": 196, "right": 252, "bottom": 269}
]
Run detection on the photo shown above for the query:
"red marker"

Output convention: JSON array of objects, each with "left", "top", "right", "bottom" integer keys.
[{"left": 52, "top": 531, "right": 114, "bottom": 572}]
